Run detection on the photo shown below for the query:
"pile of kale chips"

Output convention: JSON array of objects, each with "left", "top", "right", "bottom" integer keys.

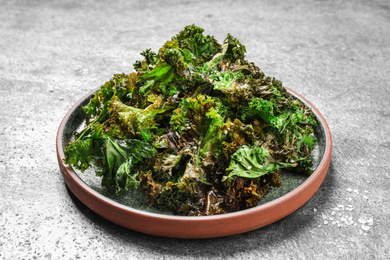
[{"left": 64, "top": 25, "right": 317, "bottom": 216}]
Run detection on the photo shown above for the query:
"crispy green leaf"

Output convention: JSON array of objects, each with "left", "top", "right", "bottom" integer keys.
[
  {"left": 83, "top": 73, "right": 137, "bottom": 123},
  {"left": 108, "top": 95, "right": 175, "bottom": 140},
  {"left": 99, "top": 138, "right": 156, "bottom": 194},
  {"left": 223, "top": 145, "right": 297, "bottom": 184},
  {"left": 64, "top": 124, "right": 106, "bottom": 172}
]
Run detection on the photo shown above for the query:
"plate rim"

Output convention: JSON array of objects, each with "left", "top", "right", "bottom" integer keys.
[{"left": 56, "top": 86, "right": 332, "bottom": 238}]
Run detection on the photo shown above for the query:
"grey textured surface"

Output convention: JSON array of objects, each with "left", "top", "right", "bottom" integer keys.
[{"left": 1, "top": 0, "right": 389, "bottom": 259}]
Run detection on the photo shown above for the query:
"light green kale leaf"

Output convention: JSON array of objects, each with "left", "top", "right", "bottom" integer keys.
[{"left": 222, "top": 145, "right": 296, "bottom": 185}]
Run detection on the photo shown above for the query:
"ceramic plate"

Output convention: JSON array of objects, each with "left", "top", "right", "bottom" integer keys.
[{"left": 56, "top": 87, "right": 332, "bottom": 238}]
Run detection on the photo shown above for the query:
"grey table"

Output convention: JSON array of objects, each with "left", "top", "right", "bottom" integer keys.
[{"left": 1, "top": 0, "right": 389, "bottom": 259}]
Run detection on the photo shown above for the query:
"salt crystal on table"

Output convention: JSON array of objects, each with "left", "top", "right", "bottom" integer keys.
[{"left": 362, "top": 224, "right": 370, "bottom": 231}]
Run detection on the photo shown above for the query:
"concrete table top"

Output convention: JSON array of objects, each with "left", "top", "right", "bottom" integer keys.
[{"left": 1, "top": 0, "right": 389, "bottom": 259}]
